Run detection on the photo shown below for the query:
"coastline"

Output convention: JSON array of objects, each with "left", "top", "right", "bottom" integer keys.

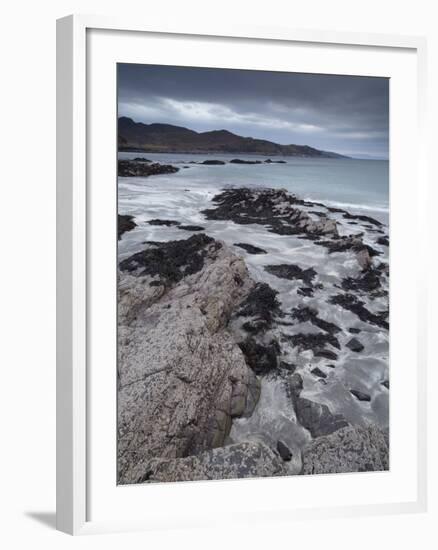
[{"left": 117, "top": 160, "right": 389, "bottom": 483}]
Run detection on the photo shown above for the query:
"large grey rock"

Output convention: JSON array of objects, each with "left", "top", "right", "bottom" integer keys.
[
  {"left": 128, "top": 441, "right": 286, "bottom": 484},
  {"left": 295, "top": 397, "right": 349, "bottom": 438},
  {"left": 346, "top": 337, "right": 364, "bottom": 352},
  {"left": 356, "top": 247, "right": 372, "bottom": 271},
  {"left": 118, "top": 237, "right": 261, "bottom": 484},
  {"left": 288, "top": 372, "right": 348, "bottom": 438},
  {"left": 301, "top": 425, "right": 389, "bottom": 475}
]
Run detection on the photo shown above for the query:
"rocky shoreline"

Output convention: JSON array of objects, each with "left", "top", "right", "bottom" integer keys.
[
  {"left": 118, "top": 185, "right": 389, "bottom": 484},
  {"left": 118, "top": 159, "right": 179, "bottom": 177},
  {"left": 118, "top": 158, "right": 289, "bottom": 177}
]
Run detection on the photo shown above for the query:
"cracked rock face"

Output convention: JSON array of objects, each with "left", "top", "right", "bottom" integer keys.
[
  {"left": 129, "top": 441, "right": 286, "bottom": 484},
  {"left": 301, "top": 425, "right": 389, "bottom": 475},
  {"left": 117, "top": 235, "right": 262, "bottom": 484}
]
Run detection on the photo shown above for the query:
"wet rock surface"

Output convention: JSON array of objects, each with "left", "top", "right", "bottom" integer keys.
[
  {"left": 341, "top": 268, "right": 383, "bottom": 294},
  {"left": 265, "top": 264, "right": 317, "bottom": 285},
  {"left": 377, "top": 236, "right": 389, "bottom": 246},
  {"left": 289, "top": 373, "right": 349, "bottom": 438},
  {"left": 294, "top": 397, "right": 349, "bottom": 438},
  {"left": 290, "top": 306, "right": 341, "bottom": 335},
  {"left": 290, "top": 331, "right": 340, "bottom": 353},
  {"left": 346, "top": 337, "right": 365, "bottom": 352},
  {"left": 329, "top": 293, "right": 389, "bottom": 330},
  {"left": 311, "top": 367, "right": 327, "bottom": 379},
  {"left": 119, "top": 233, "right": 219, "bottom": 286},
  {"left": 277, "top": 440, "right": 293, "bottom": 461},
  {"left": 234, "top": 282, "right": 282, "bottom": 333},
  {"left": 350, "top": 389, "right": 371, "bottom": 402},
  {"left": 202, "top": 188, "right": 339, "bottom": 238},
  {"left": 234, "top": 242, "right": 268, "bottom": 254},
  {"left": 177, "top": 225, "right": 206, "bottom": 231},
  {"left": 118, "top": 214, "right": 136, "bottom": 239},
  {"left": 238, "top": 338, "right": 279, "bottom": 375},
  {"left": 147, "top": 218, "right": 181, "bottom": 226},
  {"left": 315, "top": 234, "right": 381, "bottom": 271}
]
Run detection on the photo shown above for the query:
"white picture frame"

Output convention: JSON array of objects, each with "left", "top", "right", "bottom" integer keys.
[{"left": 56, "top": 14, "right": 428, "bottom": 535}]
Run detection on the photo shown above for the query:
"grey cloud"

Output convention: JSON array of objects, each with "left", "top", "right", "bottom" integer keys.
[{"left": 118, "top": 64, "right": 389, "bottom": 159}]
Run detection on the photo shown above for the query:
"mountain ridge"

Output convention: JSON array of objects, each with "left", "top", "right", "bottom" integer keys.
[{"left": 118, "top": 117, "right": 348, "bottom": 158}]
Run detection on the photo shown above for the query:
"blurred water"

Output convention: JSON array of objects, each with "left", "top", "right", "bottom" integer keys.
[{"left": 119, "top": 152, "right": 389, "bottom": 222}]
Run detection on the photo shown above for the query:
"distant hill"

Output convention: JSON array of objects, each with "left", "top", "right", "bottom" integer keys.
[{"left": 118, "top": 117, "right": 348, "bottom": 158}]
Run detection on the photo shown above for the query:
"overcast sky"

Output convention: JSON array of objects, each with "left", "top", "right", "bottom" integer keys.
[{"left": 118, "top": 64, "right": 389, "bottom": 159}]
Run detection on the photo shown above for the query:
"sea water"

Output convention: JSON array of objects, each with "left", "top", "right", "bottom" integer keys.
[{"left": 119, "top": 152, "right": 389, "bottom": 221}]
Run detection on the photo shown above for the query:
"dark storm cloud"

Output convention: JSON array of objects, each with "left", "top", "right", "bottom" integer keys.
[{"left": 118, "top": 64, "right": 389, "bottom": 159}]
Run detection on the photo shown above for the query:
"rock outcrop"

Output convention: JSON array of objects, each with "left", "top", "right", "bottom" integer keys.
[
  {"left": 289, "top": 373, "right": 349, "bottom": 438},
  {"left": 118, "top": 214, "right": 136, "bottom": 239},
  {"left": 117, "top": 235, "right": 262, "bottom": 484},
  {"left": 126, "top": 441, "right": 286, "bottom": 484},
  {"left": 234, "top": 242, "right": 268, "bottom": 255},
  {"left": 118, "top": 159, "right": 179, "bottom": 177},
  {"left": 329, "top": 293, "right": 389, "bottom": 330},
  {"left": 202, "top": 188, "right": 339, "bottom": 238},
  {"left": 301, "top": 425, "right": 389, "bottom": 474}
]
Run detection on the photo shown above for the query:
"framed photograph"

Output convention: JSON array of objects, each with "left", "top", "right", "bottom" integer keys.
[{"left": 57, "top": 15, "right": 427, "bottom": 535}]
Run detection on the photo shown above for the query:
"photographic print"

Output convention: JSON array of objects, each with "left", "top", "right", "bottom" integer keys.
[{"left": 117, "top": 64, "right": 389, "bottom": 485}]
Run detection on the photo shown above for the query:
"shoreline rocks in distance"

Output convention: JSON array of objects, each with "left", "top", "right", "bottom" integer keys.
[
  {"left": 230, "top": 158, "right": 263, "bottom": 164},
  {"left": 118, "top": 159, "right": 179, "bottom": 177},
  {"left": 201, "top": 159, "right": 226, "bottom": 165},
  {"left": 185, "top": 158, "right": 287, "bottom": 166}
]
